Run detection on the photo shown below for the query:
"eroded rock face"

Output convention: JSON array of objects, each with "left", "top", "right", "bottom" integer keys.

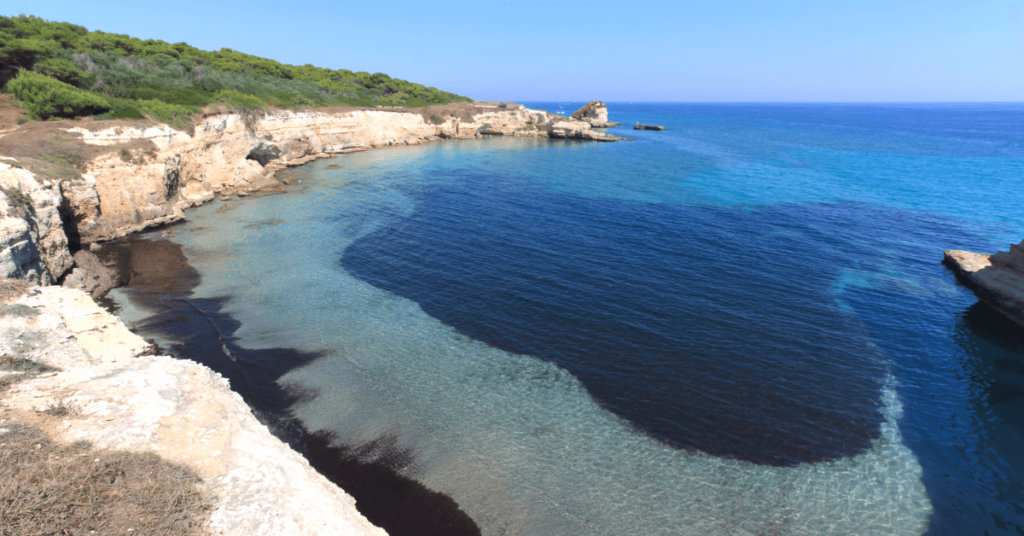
[
  {"left": 571, "top": 100, "right": 619, "bottom": 128},
  {"left": 58, "top": 105, "right": 624, "bottom": 244},
  {"left": 944, "top": 240, "right": 1024, "bottom": 328},
  {"left": 0, "top": 162, "right": 72, "bottom": 284},
  {"left": 0, "top": 103, "right": 624, "bottom": 282},
  {"left": 0, "top": 286, "right": 387, "bottom": 536},
  {"left": 572, "top": 100, "right": 609, "bottom": 123},
  {"left": 60, "top": 249, "right": 119, "bottom": 299}
]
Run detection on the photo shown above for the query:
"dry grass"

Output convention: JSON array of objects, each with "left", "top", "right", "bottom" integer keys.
[
  {"left": 0, "top": 356, "right": 212, "bottom": 534},
  {"left": 0, "top": 356, "right": 58, "bottom": 394},
  {"left": 0, "top": 422, "right": 213, "bottom": 536},
  {"left": 39, "top": 399, "right": 80, "bottom": 418},
  {"left": 0, "top": 278, "right": 30, "bottom": 304}
]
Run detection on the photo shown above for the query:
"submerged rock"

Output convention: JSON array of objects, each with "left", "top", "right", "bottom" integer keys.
[
  {"left": 548, "top": 126, "right": 623, "bottom": 142},
  {"left": 944, "top": 239, "right": 1024, "bottom": 328},
  {"left": 634, "top": 124, "right": 666, "bottom": 131}
]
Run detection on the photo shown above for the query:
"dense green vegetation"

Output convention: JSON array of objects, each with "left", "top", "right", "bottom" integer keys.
[
  {"left": 7, "top": 70, "right": 110, "bottom": 119},
  {"left": 0, "top": 14, "right": 470, "bottom": 123}
]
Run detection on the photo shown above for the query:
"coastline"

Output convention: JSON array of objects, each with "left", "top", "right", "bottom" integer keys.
[
  {"left": 104, "top": 135, "right": 936, "bottom": 536},
  {"left": 0, "top": 101, "right": 624, "bottom": 535},
  {"left": 943, "top": 242, "right": 1024, "bottom": 329},
  {"left": 99, "top": 234, "right": 483, "bottom": 536}
]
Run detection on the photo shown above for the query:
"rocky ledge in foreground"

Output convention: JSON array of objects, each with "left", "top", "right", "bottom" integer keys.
[
  {"left": 944, "top": 239, "right": 1024, "bottom": 328},
  {"left": 0, "top": 285, "right": 386, "bottom": 536}
]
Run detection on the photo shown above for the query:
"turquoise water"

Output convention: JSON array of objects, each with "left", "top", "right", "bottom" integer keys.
[{"left": 113, "top": 103, "right": 1024, "bottom": 535}]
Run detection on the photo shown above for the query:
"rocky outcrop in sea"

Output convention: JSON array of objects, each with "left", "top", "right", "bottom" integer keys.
[
  {"left": 944, "top": 239, "right": 1024, "bottom": 328},
  {"left": 571, "top": 100, "right": 619, "bottom": 128}
]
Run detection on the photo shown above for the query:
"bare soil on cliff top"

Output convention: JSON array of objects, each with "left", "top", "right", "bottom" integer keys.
[
  {"left": 0, "top": 118, "right": 157, "bottom": 183},
  {"left": 0, "top": 94, "right": 30, "bottom": 133}
]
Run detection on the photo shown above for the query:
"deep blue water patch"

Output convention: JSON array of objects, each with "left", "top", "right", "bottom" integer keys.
[{"left": 341, "top": 169, "right": 987, "bottom": 467}]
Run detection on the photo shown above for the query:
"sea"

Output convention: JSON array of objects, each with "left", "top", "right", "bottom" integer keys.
[{"left": 109, "top": 103, "right": 1024, "bottom": 536}]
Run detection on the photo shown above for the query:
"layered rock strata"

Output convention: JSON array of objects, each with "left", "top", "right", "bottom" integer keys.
[
  {"left": 0, "top": 285, "right": 387, "bottom": 536},
  {"left": 944, "top": 239, "right": 1024, "bottom": 328},
  {"left": 571, "top": 100, "right": 619, "bottom": 128}
]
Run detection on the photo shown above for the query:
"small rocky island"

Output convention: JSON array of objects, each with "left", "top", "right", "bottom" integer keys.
[
  {"left": 634, "top": 124, "right": 666, "bottom": 131},
  {"left": 571, "top": 100, "right": 619, "bottom": 128},
  {"left": 944, "top": 239, "right": 1024, "bottom": 328}
]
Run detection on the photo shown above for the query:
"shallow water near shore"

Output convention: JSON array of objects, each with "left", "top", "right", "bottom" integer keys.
[{"left": 113, "top": 103, "right": 1024, "bottom": 535}]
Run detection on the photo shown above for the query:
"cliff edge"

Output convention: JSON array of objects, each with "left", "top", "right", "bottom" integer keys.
[
  {"left": 944, "top": 239, "right": 1024, "bottom": 328},
  {"left": 0, "top": 101, "right": 623, "bottom": 279},
  {"left": 0, "top": 285, "right": 387, "bottom": 536}
]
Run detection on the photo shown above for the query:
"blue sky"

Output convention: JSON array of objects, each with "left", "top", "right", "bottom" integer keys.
[{"left": 5, "top": 0, "right": 1022, "bottom": 101}]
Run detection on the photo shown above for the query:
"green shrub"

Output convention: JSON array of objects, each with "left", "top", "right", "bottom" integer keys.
[
  {"left": 0, "top": 14, "right": 472, "bottom": 111},
  {"left": 130, "top": 86, "right": 216, "bottom": 107},
  {"left": 429, "top": 115, "right": 443, "bottom": 124},
  {"left": 134, "top": 98, "right": 198, "bottom": 129},
  {"left": 404, "top": 98, "right": 430, "bottom": 108},
  {"left": 98, "top": 96, "right": 146, "bottom": 120},
  {"left": 32, "top": 58, "right": 87, "bottom": 87},
  {"left": 0, "top": 33, "right": 54, "bottom": 87},
  {"left": 7, "top": 70, "right": 110, "bottom": 119},
  {"left": 215, "top": 89, "right": 265, "bottom": 110},
  {"left": 266, "top": 92, "right": 318, "bottom": 108}
]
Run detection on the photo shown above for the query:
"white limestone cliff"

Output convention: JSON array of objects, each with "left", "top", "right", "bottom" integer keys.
[
  {"left": 0, "top": 161, "right": 73, "bottom": 283},
  {"left": 0, "top": 285, "right": 387, "bottom": 536},
  {"left": 571, "top": 100, "right": 619, "bottom": 128},
  {"left": 58, "top": 103, "right": 620, "bottom": 245}
]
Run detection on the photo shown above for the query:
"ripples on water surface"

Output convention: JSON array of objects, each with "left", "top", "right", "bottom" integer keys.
[{"left": 113, "top": 104, "right": 1024, "bottom": 535}]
